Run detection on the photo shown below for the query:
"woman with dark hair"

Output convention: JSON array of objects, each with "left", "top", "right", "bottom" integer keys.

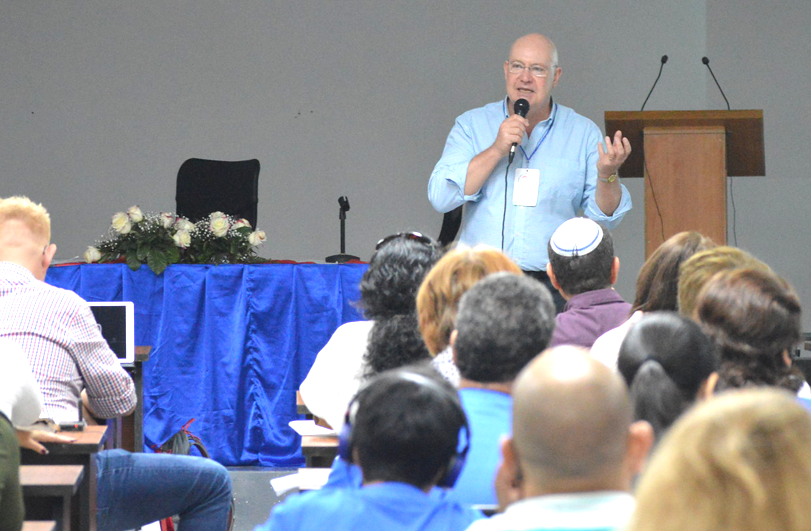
[
  {"left": 300, "top": 232, "right": 442, "bottom": 430},
  {"left": 694, "top": 267, "right": 805, "bottom": 395},
  {"left": 592, "top": 231, "right": 715, "bottom": 369},
  {"left": 617, "top": 312, "right": 718, "bottom": 441}
]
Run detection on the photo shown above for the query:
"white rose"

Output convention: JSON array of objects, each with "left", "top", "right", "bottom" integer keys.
[
  {"left": 248, "top": 230, "right": 266, "bottom": 246},
  {"left": 84, "top": 246, "right": 102, "bottom": 263},
  {"left": 119, "top": 221, "right": 132, "bottom": 235},
  {"left": 127, "top": 205, "right": 144, "bottom": 223},
  {"left": 232, "top": 218, "right": 251, "bottom": 230},
  {"left": 160, "top": 212, "right": 175, "bottom": 229},
  {"left": 210, "top": 217, "right": 230, "bottom": 237},
  {"left": 209, "top": 211, "right": 227, "bottom": 221},
  {"left": 111, "top": 212, "right": 129, "bottom": 232},
  {"left": 172, "top": 229, "right": 191, "bottom": 248},
  {"left": 174, "top": 218, "right": 195, "bottom": 232}
]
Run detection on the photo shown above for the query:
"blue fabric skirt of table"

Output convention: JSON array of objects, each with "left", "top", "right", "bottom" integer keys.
[{"left": 45, "top": 263, "right": 367, "bottom": 466}]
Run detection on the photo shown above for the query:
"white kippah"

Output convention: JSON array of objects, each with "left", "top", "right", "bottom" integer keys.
[{"left": 549, "top": 218, "right": 604, "bottom": 257}]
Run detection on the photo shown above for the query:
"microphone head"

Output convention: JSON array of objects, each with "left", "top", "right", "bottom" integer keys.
[
  {"left": 661, "top": 55, "right": 668, "bottom": 64},
  {"left": 338, "top": 196, "right": 350, "bottom": 211},
  {"left": 513, "top": 98, "right": 530, "bottom": 118},
  {"left": 702, "top": 57, "right": 710, "bottom": 65}
]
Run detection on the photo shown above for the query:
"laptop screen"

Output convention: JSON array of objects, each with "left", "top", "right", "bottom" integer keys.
[{"left": 88, "top": 301, "right": 135, "bottom": 364}]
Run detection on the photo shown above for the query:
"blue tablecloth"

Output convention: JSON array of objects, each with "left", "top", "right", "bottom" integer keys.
[{"left": 45, "top": 263, "right": 367, "bottom": 466}]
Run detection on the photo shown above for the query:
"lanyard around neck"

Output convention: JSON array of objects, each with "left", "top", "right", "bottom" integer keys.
[{"left": 519, "top": 103, "right": 556, "bottom": 163}]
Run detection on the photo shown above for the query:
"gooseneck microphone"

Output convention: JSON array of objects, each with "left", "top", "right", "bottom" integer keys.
[
  {"left": 640, "top": 55, "right": 668, "bottom": 111},
  {"left": 509, "top": 98, "right": 530, "bottom": 164},
  {"left": 702, "top": 57, "right": 731, "bottom": 110}
]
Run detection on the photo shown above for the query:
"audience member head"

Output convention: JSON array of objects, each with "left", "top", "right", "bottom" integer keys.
[
  {"left": 631, "top": 231, "right": 715, "bottom": 314},
  {"left": 677, "top": 245, "right": 769, "bottom": 317},
  {"left": 342, "top": 365, "right": 467, "bottom": 491},
  {"left": 500, "top": 347, "right": 652, "bottom": 499},
  {"left": 359, "top": 232, "right": 442, "bottom": 319},
  {"left": 617, "top": 312, "right": 718, "bottom": 440},
  {"left": 547, "top": 218, "right": 617, "bottom": 298},
  {"left": 695, "top": 268, "right": 803, "bottom": 393},
  {"left": 360, "top": 232, "right": 442, "bottom": 377},
  {"left": 453, "top": 273, "right": 555, "bottom": 384},
  {"left": 417, "top": 245, "right": 522, "bottom": 356},
  {"left": 0, "top": 196, "right": 56, "bottom": 281},
  {"left": 628, "top": 388, "right": 811, "bottom": 531}
]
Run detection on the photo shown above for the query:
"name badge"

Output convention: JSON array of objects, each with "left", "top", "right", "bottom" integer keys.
[{"left": 513, "top": 168, "right": 540, "bottom": 207}]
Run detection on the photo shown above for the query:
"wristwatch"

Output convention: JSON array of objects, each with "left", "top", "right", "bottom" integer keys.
[{"left": 598, "top": 173, "right": 618, "bottom": 183}]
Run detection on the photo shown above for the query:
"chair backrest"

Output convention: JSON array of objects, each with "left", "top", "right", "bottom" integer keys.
[{"left": 176, "top": 158, "right": 260, "bottom": 228}]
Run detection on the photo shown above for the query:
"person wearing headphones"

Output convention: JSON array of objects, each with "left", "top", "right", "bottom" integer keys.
[{"left": 255, "top": 366, "right": 482, "bottom": 531}]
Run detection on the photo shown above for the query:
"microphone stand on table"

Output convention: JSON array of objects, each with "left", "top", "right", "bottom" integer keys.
[{"left": 325, "top": 196, "right": 359, "bottom": 263}]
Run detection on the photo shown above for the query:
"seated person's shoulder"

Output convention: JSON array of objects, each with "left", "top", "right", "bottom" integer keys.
[{"left": 258, "top": 488, "right": 365, "bottom": 531}]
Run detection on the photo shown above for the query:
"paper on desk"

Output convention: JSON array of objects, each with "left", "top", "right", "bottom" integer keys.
[
  {"left": 270, "top": 468, "right": 332, "bottom": 495},
  {"left": 289, "top": 419, "right": 336, "bottom": 436}
]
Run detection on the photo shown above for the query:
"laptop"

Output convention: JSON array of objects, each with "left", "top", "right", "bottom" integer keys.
[{"left": 88, "top": 301, "right": 135, "bottom": 365}]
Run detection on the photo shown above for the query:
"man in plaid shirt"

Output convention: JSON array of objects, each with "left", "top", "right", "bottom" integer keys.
[{"left": 0, "top": 196, "right": 232, "bottom": 531}]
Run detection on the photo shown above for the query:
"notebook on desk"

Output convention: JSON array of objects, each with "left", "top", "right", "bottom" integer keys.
[{"left": 88, "top": 302, "right": 135, "bottom": 365}]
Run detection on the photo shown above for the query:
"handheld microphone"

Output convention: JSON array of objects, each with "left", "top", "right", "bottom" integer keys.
[
  {"left": 509, "top": 98, "right": 530, "bottom": 164},
  {"left": 702, "top": 57, "right": 731, "bottom": 110},
  {"left": 640, "top": 55, "right": 668, "bottom": 111}
]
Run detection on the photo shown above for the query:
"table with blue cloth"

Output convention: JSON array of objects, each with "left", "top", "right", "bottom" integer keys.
[{"left": 45, "top": 263, "right": 367, "bottom": 466}]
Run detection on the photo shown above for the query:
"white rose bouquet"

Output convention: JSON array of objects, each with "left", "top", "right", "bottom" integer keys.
[{"left": 86, "top": 206, "right": 268, "bottom": 274}]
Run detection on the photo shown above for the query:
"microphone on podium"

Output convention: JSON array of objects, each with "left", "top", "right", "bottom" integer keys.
[
  {"left": 641, "top": 55, "right": 668, "bottom": 111},
  {"left": 702, "top": 57, "right": 731, "bottom": 110},
  {"left": 509, "top": 98, "right": 530, "bottom": 164}
]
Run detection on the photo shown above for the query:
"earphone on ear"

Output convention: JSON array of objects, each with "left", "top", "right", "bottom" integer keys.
[{"left": 337, "top": 371, "right": 470, "bottom": 488}]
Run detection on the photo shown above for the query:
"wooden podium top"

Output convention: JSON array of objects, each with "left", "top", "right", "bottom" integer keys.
[{"left": 605, "top": 110, "right": 764, "bottom": 178}]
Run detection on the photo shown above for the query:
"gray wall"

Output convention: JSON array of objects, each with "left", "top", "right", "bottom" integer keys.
[{"left": 1, "top": 1, "right": 809, "bottom": 328}]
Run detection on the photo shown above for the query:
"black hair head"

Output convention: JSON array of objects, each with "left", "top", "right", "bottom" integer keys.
[{"left": 454, "top": 273, "right": 556, "bottom": 383}]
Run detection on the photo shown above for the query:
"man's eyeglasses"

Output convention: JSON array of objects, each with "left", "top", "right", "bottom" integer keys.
[
  {"left": 507, "top": 61, "right": 554, "bottom": 78},
  {"left": 375, "top": 231, "right": 435, "bottom": 251}
]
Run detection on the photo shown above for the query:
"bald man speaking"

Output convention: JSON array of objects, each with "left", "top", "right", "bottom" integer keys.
[
  {"left": 468, "top": 346, "right": 652, "bottom": 531},
  {"left": 429, "top": 34, "right": 632, "bottom": 306}
]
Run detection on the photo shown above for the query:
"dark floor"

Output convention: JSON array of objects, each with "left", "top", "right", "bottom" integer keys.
[{"left": 228, "top": 467, "right": 299, "bottom": 531}]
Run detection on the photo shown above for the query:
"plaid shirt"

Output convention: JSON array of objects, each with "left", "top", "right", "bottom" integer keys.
[{"left": 0, "top": 262, "right": 136, "bottom": 422}]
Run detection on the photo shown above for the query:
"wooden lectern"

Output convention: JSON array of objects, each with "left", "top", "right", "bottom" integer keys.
[{"left": 604, "top": 110, "right": 764, "bottom": 257}]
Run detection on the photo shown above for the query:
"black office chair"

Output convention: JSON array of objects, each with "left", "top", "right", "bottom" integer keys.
[
  {"left": 437, "top": 205, "right": 463, "bottom": 247},
  {"left": 175, "top": 158, "right": 260, "bottom": 228}
]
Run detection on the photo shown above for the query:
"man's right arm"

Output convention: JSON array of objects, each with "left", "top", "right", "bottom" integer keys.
[
  {"left": 69, "top": 304, "right": 136, "bottom": 419},
  {"left": 429, "top": 113, "right": 529, "bottom": 211},
  {"left": 464, "top": 114, "right": 529, "bottom": 195}
]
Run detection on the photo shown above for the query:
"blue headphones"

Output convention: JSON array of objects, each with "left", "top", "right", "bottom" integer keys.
[{"left": 337, "top": 371, "right": 470, "bottom": 489}]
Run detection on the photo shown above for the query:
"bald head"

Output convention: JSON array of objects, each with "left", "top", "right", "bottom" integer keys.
[
  {"left": 513, "top": 346, "right": 632, "bottom": 481},
  {"left": 0, "top": 196, "right": 56, "bottom": 280},
  {"left": 509, "top": 34, "right": 559, "bottom": 67}
]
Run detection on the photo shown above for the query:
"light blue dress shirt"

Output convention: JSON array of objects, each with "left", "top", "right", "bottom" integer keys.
[
  {"left": 428, "top": 99, "right": 632, "bottom": 271},
  {"left": 449, "top": 388, "right": 512, "bottom": 506}
]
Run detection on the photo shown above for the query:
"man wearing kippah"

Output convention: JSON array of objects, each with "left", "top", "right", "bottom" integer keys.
[{"left": 546, "top": 217, "right": 631, "bottom": 348}]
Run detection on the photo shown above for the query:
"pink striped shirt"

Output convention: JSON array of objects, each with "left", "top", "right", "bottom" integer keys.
[{"left": 0, "top": 262, "right": 136, "bottom": 422}]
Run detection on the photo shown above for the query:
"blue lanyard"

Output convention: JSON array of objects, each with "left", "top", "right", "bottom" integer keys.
[{"left": 519, "top": 103, "right": 556, "bottom": 163}]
